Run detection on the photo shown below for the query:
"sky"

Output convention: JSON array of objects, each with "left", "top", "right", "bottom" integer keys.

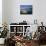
[{"left": 20, "top": 5, "right": 32, "bottom": 10}]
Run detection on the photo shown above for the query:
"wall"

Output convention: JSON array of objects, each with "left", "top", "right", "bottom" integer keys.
[
  {"left": 6, "top": 0, "right": 34, "bottom": 24},
  {"left": 2, "top": 0, "right": 46, "bottom": 26},
  {"left": 2, "top": 0, "right": 8, "bottom": 24},
  {"left": 0, "top": 0, "right": 2, "bottom": 27}
]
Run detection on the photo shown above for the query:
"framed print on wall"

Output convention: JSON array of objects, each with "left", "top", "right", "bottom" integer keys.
[{"left": 20, "top": 5, "right": 32, "bottom": 15}]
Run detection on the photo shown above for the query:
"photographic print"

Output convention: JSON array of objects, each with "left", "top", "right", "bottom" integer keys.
[{"left": 20, "top": 5, "right": 32, "bottom": 15}]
